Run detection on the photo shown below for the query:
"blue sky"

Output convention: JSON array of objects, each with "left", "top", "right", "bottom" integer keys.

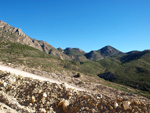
[{"left": 0, "top": 0, "right": 150, "bottom": 52}]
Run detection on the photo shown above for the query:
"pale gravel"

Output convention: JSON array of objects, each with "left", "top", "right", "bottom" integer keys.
[{"left": 0, "top": 65, "right": 85, "bottom": 91}]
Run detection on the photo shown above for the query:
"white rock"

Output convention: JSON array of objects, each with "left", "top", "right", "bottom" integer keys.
[
  {"left": 63, "top": 100, "right": 69, "bottom": 107},
  {"left": 9, "top": 77, "right": 16, "bottom": 83},
  {"left": 3, "top": 82, "right": 7, "bottom": 87},
  {"left": 58, "top": 99, "right": 70, "bottom": 109},
  {"left": 114, "top": 102, "right": 118, "bottom": 108},
  {"left": 123, "top": 101, "right": 131, "bottom": 110},
  {"left": 100, "top": 94, "right": 102, "bottom": 99},
  {"left": 43, "top": 92, "right": 47, "bottom": 98},
  {"left": 39, "top": 108, "right": 46, "bottom": 113}
]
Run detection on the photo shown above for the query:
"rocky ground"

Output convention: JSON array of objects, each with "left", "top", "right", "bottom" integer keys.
[{"left": 0, "top": 69, "right": 150, "bottom": 113}]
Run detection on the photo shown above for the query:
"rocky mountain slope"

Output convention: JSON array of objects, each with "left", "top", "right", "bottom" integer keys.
[
  {"left": 0, "top": 20, "right": 71, "bottom": 60},
  {"left": 0, "top": 20, "right": 124, "bottom": 61}
]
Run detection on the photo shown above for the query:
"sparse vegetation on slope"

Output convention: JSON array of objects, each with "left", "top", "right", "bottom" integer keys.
[
  {"left": 0, "top": 41, "right": 150, "bottom": 98},
  {"left": 98, "top": 51, "right": 150, "bottom": 96},
  {"left": 0, "top": 41, "right": 104, "bottom": 76}
]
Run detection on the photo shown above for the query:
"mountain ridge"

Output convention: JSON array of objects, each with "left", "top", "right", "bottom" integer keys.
[
  {"left": 97, "top": 45, "right": 123, "bottom": 57},
  {"left": 0, "top": 20, "right": 71, "bottom": 60},
  {"left": 0, "top": 20, "right": 125, "bottom": 61},
  {"left": 1, "top": 20, "right": 150, "bottom": 62}
]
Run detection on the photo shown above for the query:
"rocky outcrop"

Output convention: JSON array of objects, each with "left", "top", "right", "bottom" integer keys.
[{"left": 0, "top": 20, "right": 71, "bottom": 60}]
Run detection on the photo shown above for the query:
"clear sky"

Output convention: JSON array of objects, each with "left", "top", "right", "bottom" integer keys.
[{"left": 0, "top": 0, "right": 150, "bottom": 52}]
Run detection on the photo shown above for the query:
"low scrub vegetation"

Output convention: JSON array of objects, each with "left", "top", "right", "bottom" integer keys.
[{"left": 0, "top": 41, "right": 150, "bottom": 98}]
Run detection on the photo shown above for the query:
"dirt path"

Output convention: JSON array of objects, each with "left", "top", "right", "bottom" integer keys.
[{"left": 0, "top": 65, "right": 86, "bottom": 91}]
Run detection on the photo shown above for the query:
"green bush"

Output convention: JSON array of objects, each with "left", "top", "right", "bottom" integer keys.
[{"left": 76, "top": 73, "right": 81, "bottom": 77}]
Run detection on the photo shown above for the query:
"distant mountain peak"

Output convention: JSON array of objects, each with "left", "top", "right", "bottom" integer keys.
[
  {"left": 97, "top": 45, "right": 122, "bottom": 57},
  {"left": 100, "top": 45, "right": 116, "bottom": 50},
  {"left": 65, "top": 47, "right": 85, "bottom": 52},
  {"left": 64, "top": 47, "right": 86, "bottom": 57}
]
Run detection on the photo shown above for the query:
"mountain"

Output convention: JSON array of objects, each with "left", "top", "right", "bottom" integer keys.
[
  {"left": 63, "top": 48, "right": 88, "bottom": 61},
  {"left": 64, "top": 48, "right": 85, "bottom": 56},
  {"left": 97, "top": 45, "right": 122, "bottom": 57},
  {"left": 0, "top": 20, "right": 124, "bottom": 62},
  {"left": 85, "top": 51, "right": 104, "bottom": 61},
  {"left": 0, "top": 20, "right": 71, "bottom": 60},
  {"left": 63, "top": 46, "right": 123, "bottom": 61},
  {"left": 84, "top": 46, "right": 122, "bottom": 61}
]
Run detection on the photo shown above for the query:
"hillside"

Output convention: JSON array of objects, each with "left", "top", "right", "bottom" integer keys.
[
  {"left": 1, "top": 21, "right": 150, "bottom": 94},
  {"left": 84, "top": 45, "right": 122, "bottom": 61},
  {"left": 98, "top": 50, "right": 150, "bottom": 93},
  {"left": 0, "top": 20, "right": 71, "bottom": 60},
  {"left": 0, "top": 20, "right": 150, "bottom": 112},
  {"left": 0, "top": 40, "right": 150, "bottom": 98},
  {"left": 0, "top": 41, "right": 105, "bottom": 76}
]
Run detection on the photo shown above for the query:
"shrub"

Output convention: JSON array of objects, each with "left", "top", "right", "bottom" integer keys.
[{"left": 76, "top": 73, "right": 81, "bottom": 77}]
